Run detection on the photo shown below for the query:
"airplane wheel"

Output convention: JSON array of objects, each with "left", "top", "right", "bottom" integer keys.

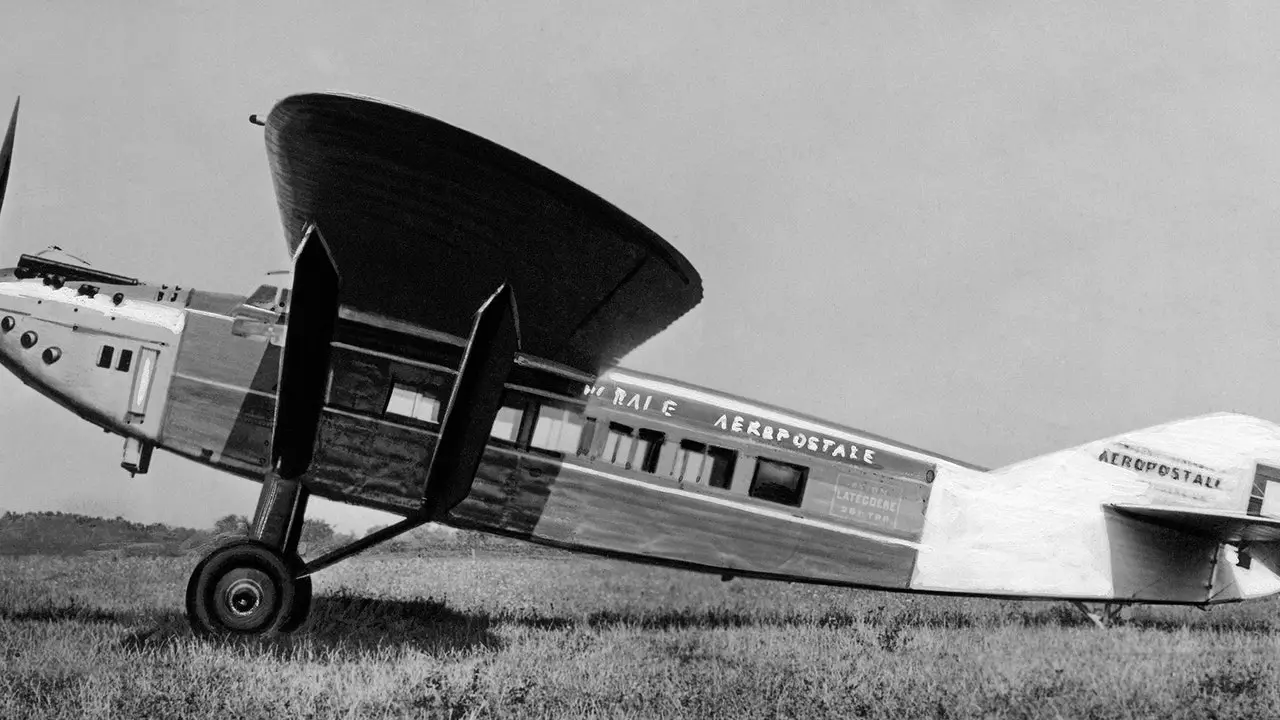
[
  {"left": 279, "top": 575, "right": 313, "bottom": 633},
  {"left": 186, "top": 539, "right": 299, "bottom": 637}
]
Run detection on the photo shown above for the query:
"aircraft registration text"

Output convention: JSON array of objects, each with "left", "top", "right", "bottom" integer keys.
[{"left": 827, "top": 471, "right": 927, "bottom": 536}]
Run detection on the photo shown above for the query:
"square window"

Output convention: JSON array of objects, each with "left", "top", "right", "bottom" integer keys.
[
  {"left": 385, "top": 384, "right": 418, "bottom": 417},
  {"left": 116, "top": 349, "right": 133, "bottom": 372},
  {"left": 97, "top": 345, "right": 114, "bottom": 369},
  {"left": 704, "top": 446, "right": 736, "bottom": 489},
  {"left": 749, "top": 458, "right": 808, "bottom": 507},
  {"left": 490, "top": 405, "right": 523, "bottom": 443},
  {"left": 603, "top": 423, "right": 634, "bottom": 467},
  {"left": 385, "top": 383, "right": 441, "bottom": 424},
  {"left": 673, "top": 440, "right": 707, "bottom": 483},
  {"left": 530, "top": 405, "right": 585, "bottom": 455},
  {"left": 412, "top": 395, "right": 441, "bottom": 423},
  {"left": 633, "top": 429, "right": 665, "bottom": 473}
]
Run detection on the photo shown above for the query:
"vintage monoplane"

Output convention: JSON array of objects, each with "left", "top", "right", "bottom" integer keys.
[{"left": 1, "top": 94, "right": 1279, "bottom": 635}]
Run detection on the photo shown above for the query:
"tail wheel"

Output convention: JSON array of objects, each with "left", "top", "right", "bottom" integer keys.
[{"left": 186, "top": 539, "right": 304, "bottom": 637}]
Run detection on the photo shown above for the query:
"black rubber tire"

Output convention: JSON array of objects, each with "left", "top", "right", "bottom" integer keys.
[
  {"left": 185, "top": 539, "right": 297, "bottom": 637},
  {"left": 279, "top": 574, "right": 313, "bottom": 633}
]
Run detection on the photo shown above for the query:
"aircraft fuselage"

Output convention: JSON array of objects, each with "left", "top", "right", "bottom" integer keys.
[{"left": 3, "top": 267, "right": 1280, "bottom": 608}]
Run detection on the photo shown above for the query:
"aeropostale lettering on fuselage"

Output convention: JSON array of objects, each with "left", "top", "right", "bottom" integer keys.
[
  {"left": 584, "top": 380, "right": 938, "bottom": 481},
  {"left": 593, "top": 373, "right": 883, "bottom": 465},
  {"left": 712, "top": 413, "right": 878, "bottom": 465},
  {"left": 1097, "top": 446, "right": 1224, "bottom": 490}
]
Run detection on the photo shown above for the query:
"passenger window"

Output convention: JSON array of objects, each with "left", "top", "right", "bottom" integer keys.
[
  {"left": 750, "top": 458, "right": 808, "bottom": 507},
  {"left": 97, "top": 345, "right": 114, "bottom": 369},
  {"left": 673, "top": 440, "right": 736, "bottom": 489},
  {"left": 384, "top": 382, "right": 441, "bottom": 423},
  {"left": 602, "top": 424, "right": 665, "bottom": 471},
  {"left": 674, "top": 442, "right": 705, "bottom": 483},
  {"left": 116, "top": 348, "right": 133, "bottom": 373},
  {"left": 603, "top": 423, "right": 635, "bottom": 467},
  {"left": 530, "top": 404, "right": 585, "bottom": 455},
  {"left": 577, "top": 419, "right": 597, "bottom": 456},
  {"left": 490, "top": 404, "right": 524, "bottom": 443},
  {"left": 633, "top": 429, "right": 665, "bottom": 473}
]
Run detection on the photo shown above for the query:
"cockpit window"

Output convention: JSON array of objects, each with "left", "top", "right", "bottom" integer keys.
[
  {"left": 237, "top": 284, "right": 289, "bottom": 319},
  {"left": 232, "top": 284, "right": 290, "bottom": 344}
]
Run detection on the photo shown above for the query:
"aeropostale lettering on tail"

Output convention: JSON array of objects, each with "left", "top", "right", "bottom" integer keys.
[{"left": 1096, "top": 444, "right": 1224, "bottom": 490}]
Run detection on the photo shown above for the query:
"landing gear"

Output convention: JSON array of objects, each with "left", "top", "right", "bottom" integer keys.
[
  {"left": 184, "top": 472, "right": 438, "bottom": 637},
  {"left": 186, "top": 539, "right": 307, "bottom": 636},
  {"left": 186, "top": 474, "right": 313, "bottom": 637}
]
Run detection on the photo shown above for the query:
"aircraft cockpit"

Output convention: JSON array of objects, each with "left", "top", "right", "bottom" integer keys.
[{"left": 231, "top": 274, "right": 292, "bottom": 345}]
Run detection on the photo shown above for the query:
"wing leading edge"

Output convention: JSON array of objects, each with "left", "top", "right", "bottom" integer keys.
[{"left": 263, "top": 93, "right": 702, "bottom": 372}]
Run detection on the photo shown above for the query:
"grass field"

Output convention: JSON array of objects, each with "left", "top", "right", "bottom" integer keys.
[{"left": 2, "top": 550, "right": 1279, "bottom": 719}]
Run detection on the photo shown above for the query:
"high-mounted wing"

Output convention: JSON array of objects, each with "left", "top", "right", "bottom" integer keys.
[{"left": 263, "top": 93, "right": 702, "bottom": 372}]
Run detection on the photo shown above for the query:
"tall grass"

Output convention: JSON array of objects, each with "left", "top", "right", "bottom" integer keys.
[{"left": 1, "top": 553, "right": 1277, "bottom": 718}]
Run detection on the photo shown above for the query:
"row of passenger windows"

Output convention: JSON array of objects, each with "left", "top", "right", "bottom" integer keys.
[
  {"left": 384, "top": 382, "right": 588, "bottom": 455},
  {"left": 381, "top": 380, "right": 810, "bottom": 508}
]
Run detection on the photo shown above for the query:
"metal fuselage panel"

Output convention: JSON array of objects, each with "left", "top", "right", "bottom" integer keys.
[
  {"left": 158, "top": 293, "right": 279, "bottom": 476},
  {"left": 0, "top": 273, "right": 184, "bottom": 440}
]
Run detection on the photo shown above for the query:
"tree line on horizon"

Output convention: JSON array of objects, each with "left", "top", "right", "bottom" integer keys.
[{"left": 0, "top": 510, "right": 535, "bottom": 556}]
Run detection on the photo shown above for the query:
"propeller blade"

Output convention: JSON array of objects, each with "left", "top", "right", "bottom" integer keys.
[{"left": 0, "top": 97, "right": 18, "bottom": 219}]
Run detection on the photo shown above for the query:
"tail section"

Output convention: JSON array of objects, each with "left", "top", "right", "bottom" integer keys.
[{"left": 912, "top": 412, "right": 1280, "bottom": 603}]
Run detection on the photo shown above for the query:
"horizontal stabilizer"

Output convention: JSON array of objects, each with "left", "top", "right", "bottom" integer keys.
[{"left": 1106, "top": 504, "right": 1280, "bottom": 544}]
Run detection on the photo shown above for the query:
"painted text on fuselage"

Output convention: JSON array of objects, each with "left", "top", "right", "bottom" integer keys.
[
  {"left": 1097, "top": 444, "right": 1225, "bottom": 490},
  {"left": 583, "top": 383, "right": 679, "bottom": 417},
  {"left": 712, "top": 413, "right": 878, "bottom": 465}
]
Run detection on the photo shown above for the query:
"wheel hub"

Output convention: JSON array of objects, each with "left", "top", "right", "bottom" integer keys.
[
  {"left": 210, "top": 565, "right": 279, "bottom": 630},
  {"left": 225, "top": 578, "right": 263, "bottom": 616}
]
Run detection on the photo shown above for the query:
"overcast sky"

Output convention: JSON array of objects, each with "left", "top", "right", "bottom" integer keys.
[{"left": 2, "top": 2, "right": 1279, "bottom": 533}]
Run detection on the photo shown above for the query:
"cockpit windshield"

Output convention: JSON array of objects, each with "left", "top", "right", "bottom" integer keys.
[
  {"left": 239, "top": 284, "right": 291, "bottom": 319},
  {"left": 231, "top": 281, "right": 291, "bottom": 345}
]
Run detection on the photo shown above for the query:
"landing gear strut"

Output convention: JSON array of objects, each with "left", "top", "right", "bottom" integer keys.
[{"left": 186, "top": 475, "right": 313, "bottom": 636}]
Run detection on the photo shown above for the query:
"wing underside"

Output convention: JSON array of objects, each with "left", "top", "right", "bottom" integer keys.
[{"left": 264, "top": 93, "right": 702, "bottom": 372}]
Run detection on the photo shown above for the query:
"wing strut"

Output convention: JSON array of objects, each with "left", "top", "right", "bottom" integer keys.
[
  {"left": 298, "top": 284, "right": 520, "bottom": 577},
  {"left": 422, "top": 282, "right": 520, "bottom": 516},
  {"left": 272, "top": 223, "right": 340, "bottom": 478}
]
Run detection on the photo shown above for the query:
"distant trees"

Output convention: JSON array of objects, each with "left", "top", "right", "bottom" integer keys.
[
  {"left": 0, "top": 511, "right": 207, "bottom": 556},
  {"left": 210, "top": 515, "right": 343, "bottom": 550},
  {"left": 300, "top": 518, "right": 335, "bottom": 545},
  {"left": 213, "top": 514, "right": 249, "bottom": 536}
]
